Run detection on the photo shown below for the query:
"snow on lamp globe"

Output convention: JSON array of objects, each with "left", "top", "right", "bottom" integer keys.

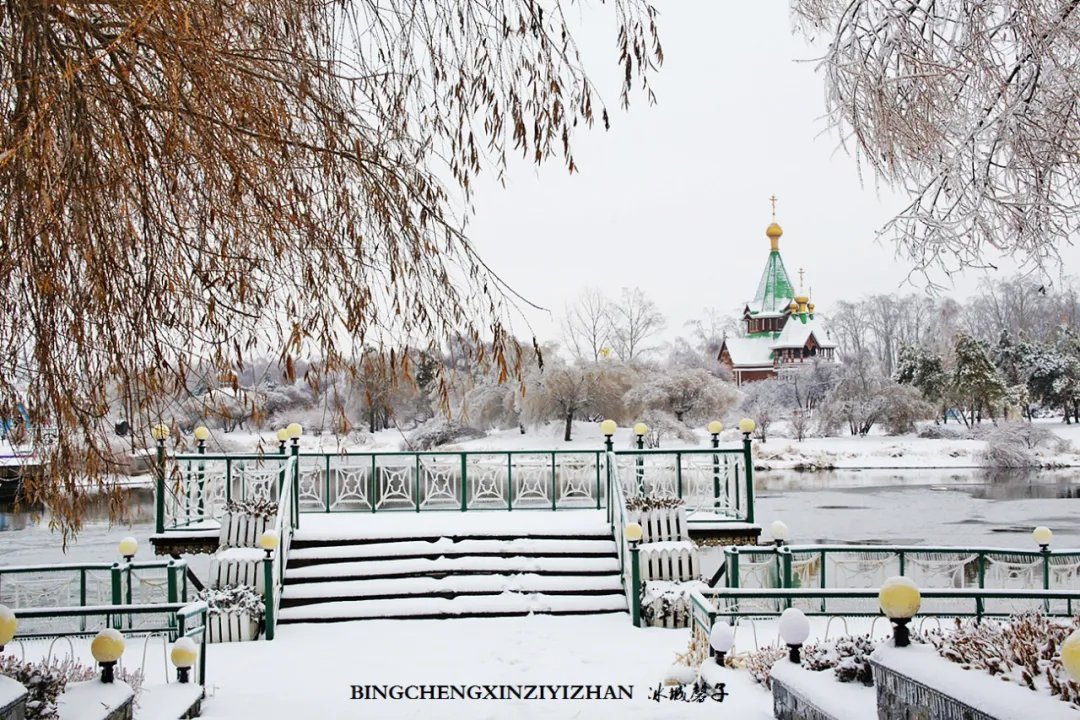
[
  {"left": 0, "top": 605, "right": 16, "bottom": 652},
  {"left": 778, "top": 608, "right": 810, "bottom": 663},
  {"left": 91, "top": 628, "right": 125, "bottom": 683},
  {"left": 879, "top": 576, "right": 921, "bottom": 647},
  {"left": 770, "top": 520, "right": 789, "bottom": 547},
  {"left": 118, "top": 536, "right": 138, "bottom": 562},
  {"left": 171, "top": 637, "right": 198, "bottom": 684},
  {"left": 710, "top": 621, "right": 734, "bottom": 665},
  {"left": 1034, "top": 526, "right": 1053, "bottom": 553}
]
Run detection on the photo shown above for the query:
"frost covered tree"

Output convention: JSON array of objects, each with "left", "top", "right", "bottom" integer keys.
[
  {"left": 738, "top": 377, "right": 794, "bottom": 443},
  {"left": 894, "top": 344, "right": 949, "bottom": 422},
  {"left": 623, "top": 368, "right": 740, "bottom": 425},
  {"left": 952, "top": 334, "right": 1008, "bottom": 425},
  {"left": 820, "top": 357, "right": 933, "bottom": 436},
  {"left": 520, "top": 361, "right": 634, "bottom": 442},
  {"left": 561, "top": 289, "right": 614, "bottom": 364},
  {"left": 609, "top": 288, "right": 667, "bottom": 362},
  {"left": 793, "top": 0, "right": 1080, "bottom": 274},
  {"left": 462, "top": 382, "right": 521, "bottom": 432},
  {"left": 0, "top": 0, "right": 663, "bottom": 534}
]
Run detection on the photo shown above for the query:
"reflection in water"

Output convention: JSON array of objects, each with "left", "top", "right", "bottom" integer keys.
[
  {"left": 756, "top": 467, "right": 1080, "bottom": 500},
  {"left": 0, "top": 488, "right": 156, "bottom": 532}
]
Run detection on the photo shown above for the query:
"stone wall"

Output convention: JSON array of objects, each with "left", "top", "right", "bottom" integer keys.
[
  {"left": 771, "top": 676, "right": 843, "bottom": 720},
  {"left": 870, "top": 659, "right": 996, "bottom": 720}
]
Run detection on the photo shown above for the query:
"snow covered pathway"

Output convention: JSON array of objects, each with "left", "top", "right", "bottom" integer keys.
[{"left": 197, "top": 614, "right": 774, "bottom": 719}]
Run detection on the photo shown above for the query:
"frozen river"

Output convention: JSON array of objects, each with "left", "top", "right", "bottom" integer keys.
[{"left": 2, "top": 468, "right": 1080, "bottom": 571}]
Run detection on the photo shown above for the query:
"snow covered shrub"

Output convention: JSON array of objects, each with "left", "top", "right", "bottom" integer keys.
[
  {"left": 639, "top": 581, "right": 696, "bottom": 627},
  {"left": 624, "top": 496, "right": 684, "bottom": 513},
  {"left": 744, "top": 645, "right": 788, "bottom": 688},
  {"left": 223, "top": 498, "right": 277, "bottom": 520},
  {"left": 928, "top": 613, "right": 1080, "bottom": 705},
  {"left": 917, "top": 423, "right": 959, "bottom": 439},
  {"left": 801, "top": 635, "right": 876, "bottom": 686},
  {"left": 634, "top": 410, "right": 698, "bottom": 448},
  {"left": 976, "top": 423, "right": 1062, "bottom": 468},
  {"left": 403, "top": 418, "right": 485, "bottom": 451},
  {"left": 0, "top": 655, "right": 142, "bottom": 720},
  {"left": 199, "top": 584, "right": 265, "bottom": 620}
]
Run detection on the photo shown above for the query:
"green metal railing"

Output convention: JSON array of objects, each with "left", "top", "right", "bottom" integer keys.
[
  {"left": 262, "top": 455, "right": 296, "bottom": 641},
  {"left": 700, "top": 587, "right": 1080, "bottom": 622},
  {"left": 0, "top": 560, "right": 189, "bottom": 633},
  {"left": 723, "top": 544, "right": 1080, "bottom": 599},
  {"left": 11, "top": 601, "right": 209, "bottom": 686},
  {"left": 607, "top": 451, "right": 641, "bottom": 626}
]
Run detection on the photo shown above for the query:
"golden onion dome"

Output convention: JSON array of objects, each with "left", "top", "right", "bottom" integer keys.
[
  {"left": 788, "top": 302, "right": 798, "bottom": 313},
  {"left": 766, "top": 222, "right": 783, "bottom": 239},
  {"left": 794, "top": 295, "right": 809, "bottom": 305}
]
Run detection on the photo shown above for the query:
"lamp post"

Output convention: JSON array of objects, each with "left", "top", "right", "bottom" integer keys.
[
  {"left": 708, "top": 421, "right": 723, "bottom": 448},
  {"left": 737, "top": 418, "right": 755, "bottom": 524},
  {"left": 879, "top": 576, "right": 921, "bottom": 647},
  {"left": 600, "top": 419, "right": 616, "bottom": 452},
  {"left": 276, "top": 428, "right": 288, "bottom": 455},
  {"left": 193, "top": 426, "right": 209, "bottom": 454},
  {"left": 625, "top": 522, "right": 643, "bottom": 627},
  {"left": 0, "top": 605, "right": 15, "bottom": 653},
  {"left": 260, "top": 530, "right": 279, "bottom": 640},
  {"left": 1034, "top": 526, "right": 1052, "bottom": 553},
  {"left": 778, "top": 608, "right": 809, "bottom": 663},
  {"left": 151, "top": 423, "right": 170, "bottom": 535},
  {"left": 118, "top": 537, "right": 138, "bottom": 564},
  {"left": 633, "top": 423, "right": 647, "bottom": 496},
  {"left": 286, "top": 423, "right": 303, "bottom": 528},
  {"left": 170, "top": 637, "right": 198, "bottom": 684},
  {"left": 91, "top": 628, "right": 125, "bottom": 683},
  {"left": 708, "top": 421, "right": 723, "bottom": 512},
  {"left": 710, "top": 621, "right": 734, "bottom": 666},
  {"left": 770, "top": 520, "right": 789, "bottom": 548}
]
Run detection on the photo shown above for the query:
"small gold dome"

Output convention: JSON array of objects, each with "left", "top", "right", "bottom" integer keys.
[
  {"left": 808, "top": 303, "right": 815, "bottom": 312},
  {"left": 788, "top": 302, "right": 798, "bottom": 313},
  {"left": 794, "top": 295, "right": 809, "bottom": 305},
  {"left": 766, "top": 223, "right": 783, "bottom": 239}
]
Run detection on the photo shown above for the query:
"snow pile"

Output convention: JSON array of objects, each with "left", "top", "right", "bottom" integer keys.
[
  {"left": 402, "top": 418, "right": 486, "bottom": 451},
  {"left": 0, "top": 655, "right": 142, "bottom": 720}
]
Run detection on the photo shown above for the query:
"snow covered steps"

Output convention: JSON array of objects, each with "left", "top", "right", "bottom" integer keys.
[{"left": 277, "top": 531, "right": 628, "bottom": 623}]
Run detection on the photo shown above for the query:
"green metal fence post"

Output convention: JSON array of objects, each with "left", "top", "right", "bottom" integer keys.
[
  {"left": 507, "top": 453, "right": 513, "bottom": 511},
  {"left": 167, "top": 561, "right": 178, "bottom": 633},
  {"left": 630, "top": 542, "right": 642, "bottom": 627},
  {"left": 197, "top": 439, "right": 206, "bottom": 518},
  {"left": 551, "top": 452, "right": 557, "bottom": 511},
  {"left": 110, "top": 563, "right": 122, "bottom": 629},
  {"left": 263, "top": 555, "right": 275, "bottom": 640},
  {"left": 79, "top": 569, "right": 87, "bottom": 631},
  {"left": 780, "top": 548, "right": 793, "bottom": 609},
  {"left": 1043, "top": 550, "right": 1052, "bottom": 613},
  {"left": 415, "top": 455, "right": 421, "bottom": 512},
  {"left": 676, "top": 452, "right": 683, "bottom": 500},
  {"left": 898, "top": 551, "right": 905, "bottom": 576},
  {"left": 742, "top": 435, "right": 755, "bottom": 524},
  {"left": 820, "top": 550, "right": 827, "bottom": 613},
  {"left": 977, "top": 553, "right": 986, "bottom": 589},
  {"left": 324, "top": 454, "right": 331, "bottom": 513},
  {"left": 155, "top": 439, "right": 166, "bottom": 534},
  {"left": 595, "top": 452, "right": 601, "bottom": 510},
  {"left": 711, "top": 434, "right": 720, "bottom": 512},
  {"left": 373, "top": 455, "right": 379, "bottom": 513},
  {"left": 727, "top": 547, "right": 740, "bottom": 589},
  {"left": 290, "top": 440, "right": 300, "bottom": 528},
  {"left": 460, "top": 454, "right": 467, "bottom": 511}
]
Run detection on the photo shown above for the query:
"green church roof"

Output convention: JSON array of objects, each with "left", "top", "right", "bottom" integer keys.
[{"left": 748, "top": 250, "right": 795, "bottom": 316}]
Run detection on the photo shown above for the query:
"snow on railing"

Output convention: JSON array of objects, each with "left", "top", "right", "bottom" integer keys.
[
  {"left": 607, "top": 451, "right": 639, "bottom": 625},
  {"left": 263, "top": 455, "right": 296, "bottom": 640},
  {"left": 164, "top": 453, "right": 292, "bottom": 531}
]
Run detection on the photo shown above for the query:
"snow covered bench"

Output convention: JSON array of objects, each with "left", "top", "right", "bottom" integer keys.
[
  {"left": 209, "top": 508, "right": 275, "bottom": 591},
  {"left": 627, "top": 505, "right": 700, "bottom": 583}
]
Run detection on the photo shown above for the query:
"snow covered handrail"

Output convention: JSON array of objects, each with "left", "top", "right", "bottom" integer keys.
[
  {"left": 706, "top": 587, "right": 1080, "bottom": 623},
  {"left": 263, "top": 455, "right": 297, "bottom": 641},
  {"left": 612, "top": 445, "right": 754, "bottom": 523},
  {"left": 163, "top": 453, "right": 293, "bottom": 532},
  {"left": 607, "top": 451, "right": 640, "bottom": 626},
  {"left": 722, "top": 544, "right": 1080, "bottom": 598},
  {"left": 0, "top": 560, "right": 190, "bottom": 634}
]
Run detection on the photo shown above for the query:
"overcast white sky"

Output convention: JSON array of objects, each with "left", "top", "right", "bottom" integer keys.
[{"left": 460, "top": 2, "right": 1080, "bottom": 349}]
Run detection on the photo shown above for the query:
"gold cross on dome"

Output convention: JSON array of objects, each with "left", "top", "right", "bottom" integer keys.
[
  {"left": 769, "top": 195, "right": 778, "bottom": 220},
  {"left": 798, "top": 268, "right": 805, "bottom": 287}
]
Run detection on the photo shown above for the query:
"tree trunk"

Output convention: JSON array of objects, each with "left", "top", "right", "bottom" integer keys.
[{"left": 563, "top": 410, "right": 574, "bottom": 442}]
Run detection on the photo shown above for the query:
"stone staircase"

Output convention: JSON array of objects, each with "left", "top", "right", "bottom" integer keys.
[{"left": 276, "top": 525, "right": 627, "bottom": 623}]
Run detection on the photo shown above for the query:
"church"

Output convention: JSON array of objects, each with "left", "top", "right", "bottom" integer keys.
[{"left": 718, "top": 204, "right": 838, "bottom": 386}]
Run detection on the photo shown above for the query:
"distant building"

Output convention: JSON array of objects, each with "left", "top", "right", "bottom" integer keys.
[{"left": 718, "top": 204, "right": 837, "bottom": 386}]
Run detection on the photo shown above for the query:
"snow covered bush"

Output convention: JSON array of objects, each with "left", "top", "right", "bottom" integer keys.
[
  {"left": 199, "top": 584, "right": 265, "bottom": 620},
  {"left": 634, "top": 410, "right": 698, "bottom": 448},
  {"left": 624, "top": 496, "right": 684, "bottom": 513},
  {"left": 927, "top": 614, "right": 1080, "bottom": 705},
  {"left": 640, "top": 581, "right": 694, "bottom": 628},
  {"left": 977, "top": 422, "right": 1065, "bottom": 468},
  {"left": 223, "top": 498, "right": 277, "bottom": 520},
  {"left": 0, "top": 655, "right": 142, "bottom": 720},
  {"left": 801, "top": 634, "right": 876, "bottom": 686},
  {"left": 623, "top": 368, "right": 740, "bottom": 426},
  {"left": 402, "top": 417, "right": 485, "bottom": 451},
  {"left": 917, "top": 424, "right": 960, "bottom": 439},
  {"left": 744, "top": 645, "right": 788, "bottom": 688}
]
